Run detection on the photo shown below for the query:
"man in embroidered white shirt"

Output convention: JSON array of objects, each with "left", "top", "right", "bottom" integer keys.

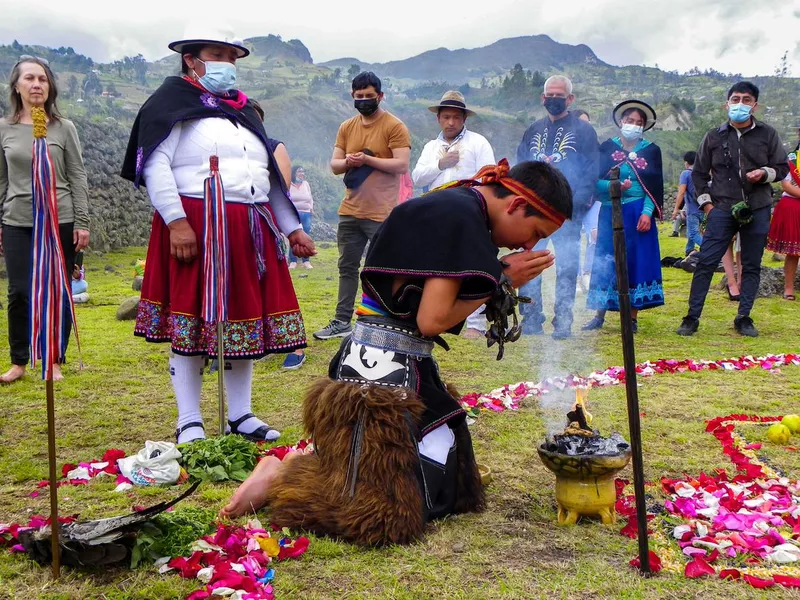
[{"left": 412, "top": 91, "right": 496, "bottom": 337}]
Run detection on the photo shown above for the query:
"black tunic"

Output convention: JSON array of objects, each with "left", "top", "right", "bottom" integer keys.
[{"left": 328, "top": 186, "right": 504, "bottom": 435}]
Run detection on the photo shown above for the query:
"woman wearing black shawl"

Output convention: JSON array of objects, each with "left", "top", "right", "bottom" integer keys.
[
  {"left": 120, "top": 29, "right": 315, "bottom": 444},
  {"left": 583, "top": 100, "right": 665, "bottom": 333}
]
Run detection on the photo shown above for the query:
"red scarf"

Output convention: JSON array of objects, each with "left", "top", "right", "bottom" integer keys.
[{"left": 430, "top": 158, "right": 566, "bottom": 226}]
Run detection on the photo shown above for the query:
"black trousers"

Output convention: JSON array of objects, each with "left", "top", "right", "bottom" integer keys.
[
  {"left": 686, "top": 206, "right": 770, "bottom": 320},
  {"left": 3, "top": 223, "right": 75, "bottom": 366}
]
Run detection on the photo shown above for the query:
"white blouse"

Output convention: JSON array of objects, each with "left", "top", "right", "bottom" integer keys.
[{"left": 142, "top": 117, "right": 301, "bottom": 234}]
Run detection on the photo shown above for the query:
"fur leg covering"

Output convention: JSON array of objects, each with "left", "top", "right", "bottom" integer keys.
[{"left": 265, "top": 379, "right": 427, "bottom": 546}]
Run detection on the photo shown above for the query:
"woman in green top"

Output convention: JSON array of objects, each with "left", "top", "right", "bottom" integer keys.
[{"left": 0, "top": 57, "right": 90, "bottom": 383}]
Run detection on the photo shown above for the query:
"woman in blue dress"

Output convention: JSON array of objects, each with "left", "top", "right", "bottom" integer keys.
[{"left": 582, "top": 100, "right": 664, "bottom": 333}]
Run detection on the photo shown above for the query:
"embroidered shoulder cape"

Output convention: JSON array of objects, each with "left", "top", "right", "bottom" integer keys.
[
  {"left": 360, "top": 187, "right": 502, "bottom": 334},
  {"left": 599, "top": 138, "right": 664, "bottom": 215}
]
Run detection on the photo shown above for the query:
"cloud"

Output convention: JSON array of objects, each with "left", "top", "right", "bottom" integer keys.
[{"left": 0, "top": 0, "right": 797, "bottom": 77}]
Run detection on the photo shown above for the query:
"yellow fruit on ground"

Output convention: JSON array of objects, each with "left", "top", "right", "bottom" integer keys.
[
  {"left": 781, "top": 414, "right": 800, "bottom": 434},
  {"left": 767, "top": 423, "right": 792, "bottom": 445}
]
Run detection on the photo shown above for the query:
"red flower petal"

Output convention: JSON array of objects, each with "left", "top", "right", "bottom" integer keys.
[
  {"left": 629, "top": 550, "right": 662, "bottom": 573},
  {"left": 60, "top": 463, "right": 77, "bottom": 478},
  {"left": 277, "top": 536, "right": 309, "bottom": 560},
  {"left": 773, "top": 575, "right": 800, "bottom": 588},
  {"left": 742, "top": 574, "right": 775, "bottom": 589},
  {"left": 684, "top": 557, "right": 716, "bottom": 578},
  {"left": 719, "top": 569, "right": 741, "bottom": 581},
  {"left": 102, "top": 448, "right": 126, "bottom": 464}
]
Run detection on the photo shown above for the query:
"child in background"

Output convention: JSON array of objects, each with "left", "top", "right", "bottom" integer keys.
[{"left": 71, "top": 251, "right": 89, "bottom": 303}]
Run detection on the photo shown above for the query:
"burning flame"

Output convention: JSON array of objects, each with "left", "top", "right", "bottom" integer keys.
[{"left": 573, "top": 387, "right": 593, "bottom": 425}]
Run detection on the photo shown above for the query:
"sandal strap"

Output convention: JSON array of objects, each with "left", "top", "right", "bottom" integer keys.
[
  {"left": 228, "top": 412, "right": 258, "bottom": 430},
  {"left": 228, "top": 413, "right": 278, "bottom": 442},
  {"left": 232, "top": 425, "right": 279, "bottom": 442},
  {"left": 175, "top": 421, "right": 205, "bottom": 440}
]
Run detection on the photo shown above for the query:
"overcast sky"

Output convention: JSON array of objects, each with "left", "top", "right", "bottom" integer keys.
[{"left": 0, "top": 0, "right": 797, "bottom": 76}]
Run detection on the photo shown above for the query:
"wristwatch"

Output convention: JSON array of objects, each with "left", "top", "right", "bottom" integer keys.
[{"left": 696, "top": 193, "right": 713, "bottom": 210}]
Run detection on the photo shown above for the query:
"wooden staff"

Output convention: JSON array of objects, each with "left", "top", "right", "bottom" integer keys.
[
  {"left": 46, "top": 378, "right": 60, "bottom": 578},
  {"left": 218, "top": 320, "right": 226, "bottom": 437},
  {"left": 609, "top": 166, "right": 651, "bottom": 574}
]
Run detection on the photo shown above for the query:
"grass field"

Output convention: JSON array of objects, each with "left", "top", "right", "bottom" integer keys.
[{"left": 0, "top": 229, "right": 798, "bottom": 599}]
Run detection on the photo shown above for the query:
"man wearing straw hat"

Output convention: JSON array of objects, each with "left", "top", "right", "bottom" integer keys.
[{"left": 412, "top": 90, "right": 496, "bottom": 337}]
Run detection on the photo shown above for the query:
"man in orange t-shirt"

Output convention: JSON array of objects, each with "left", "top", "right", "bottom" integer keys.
[{"left": 313, "top": 71, "right": 411, "bottom": 340}]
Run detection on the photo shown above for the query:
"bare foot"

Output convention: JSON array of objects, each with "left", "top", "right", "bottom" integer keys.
[
  {"left": 0, "top": 365, "right": 26, "bottom": 384},
  {"left": 219, "top": 455, "right": 283, "bottom": 519},
  {"left": 52, "top": 364, "right": 64, "bottom": 381}
]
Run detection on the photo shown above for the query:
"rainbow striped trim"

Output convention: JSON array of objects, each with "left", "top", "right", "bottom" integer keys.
[{"left": 355, "top": 294, "right": 388, "bottom": 317}]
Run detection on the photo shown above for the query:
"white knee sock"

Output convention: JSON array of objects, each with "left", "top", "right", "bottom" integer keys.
[
  {"left": 225, "top": 360, "right": 280, "bottom": 441},
  {"left": 170, "top": 354, "right": 206, "bottom": 444}
]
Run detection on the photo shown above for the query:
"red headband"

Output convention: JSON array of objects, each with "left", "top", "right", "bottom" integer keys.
[{"left": 431, "top": 158, "right": 566, "bottom": 226}]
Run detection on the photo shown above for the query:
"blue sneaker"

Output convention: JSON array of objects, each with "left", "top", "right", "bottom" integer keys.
[{"left": 282, "top": 352, "right": 306, "bottom": 370}]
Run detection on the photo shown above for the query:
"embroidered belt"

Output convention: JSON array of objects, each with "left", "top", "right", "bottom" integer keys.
[{"left": 351, "top": 320, "right": 434, "bottom": 358}]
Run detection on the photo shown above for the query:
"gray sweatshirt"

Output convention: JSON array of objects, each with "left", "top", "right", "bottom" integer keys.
[{"left": 0, "top": 117, "right": 90, "bottom": 230}]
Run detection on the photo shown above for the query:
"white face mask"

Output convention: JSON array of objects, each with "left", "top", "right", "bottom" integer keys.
[
  {"left": 195, "top": 59, "right": 237, "bottom": 95},
  {"left": 620, "top": 123, "right": 644, "bottom": 141}
]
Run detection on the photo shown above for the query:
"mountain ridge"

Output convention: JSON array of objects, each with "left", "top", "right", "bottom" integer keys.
[{"left": 319, "top": 35, "right": 607, "bottom": 82}]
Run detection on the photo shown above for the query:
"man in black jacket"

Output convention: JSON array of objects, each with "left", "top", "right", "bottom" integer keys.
[
  {"left": 516, "top": 75, "right": 599, "bottom": 339},
  {"left": 677, "top": 82, "right": 788, "bottom": 338}
]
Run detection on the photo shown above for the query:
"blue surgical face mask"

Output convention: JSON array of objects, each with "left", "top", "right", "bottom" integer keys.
[
  {"left": 620, "top": 123, "right": 644, "bottom": 141},
  {"left": 728, "top": 102, "right": 753, "bottom": 123},
  {"left": 197, "top": 59, "right": 237, "bottom": 95}
]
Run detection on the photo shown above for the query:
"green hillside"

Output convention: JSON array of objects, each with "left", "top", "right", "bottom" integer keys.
[{"left": 1, "top": 35, "right": 798, "bottom": 249}]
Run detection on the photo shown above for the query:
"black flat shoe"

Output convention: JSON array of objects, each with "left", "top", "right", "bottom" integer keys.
[
  {"left": 228, "top": 412, "right": 280, "bottom": 442},
  {"left": 676, "top": 316, "right": 699, "bottom": 336},
  {"left": 734, "top": 315, "right": 758, "bottom": 337},
  {"left": 727, "top": 285, "right": 740, "bottom": 301},
  {"left": 631, "top": 319, "right": 638, "bottom": 334},
  {"left": 581, "top": 316, "right": 605, "bottom": 331}
]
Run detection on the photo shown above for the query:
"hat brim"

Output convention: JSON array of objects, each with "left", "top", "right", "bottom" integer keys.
[
  {"left": 613, "top": 100, "right": 657, "bottom": 131},
  {"left": 169, "top": 39, "right": 249, "bottom": 58},
  {"left": 427, "top": 104, "right": 476, "bottom": 118}
]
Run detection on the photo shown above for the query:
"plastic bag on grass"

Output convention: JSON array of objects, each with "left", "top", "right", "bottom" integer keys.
[{"left": 117, "top": 441, "right": 182, "bottom": 486}]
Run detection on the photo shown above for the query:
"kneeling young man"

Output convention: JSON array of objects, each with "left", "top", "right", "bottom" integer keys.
[{"left": 222, "top": 160, "right": 573, "bottom": 545}]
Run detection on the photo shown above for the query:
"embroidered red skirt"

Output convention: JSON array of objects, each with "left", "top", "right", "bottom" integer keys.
[
  {"left": 767, "top": 195, "right": 800, "bottom": 256},
  {"left": 134, "top": 197, "right": 307, "bottom": 358}
]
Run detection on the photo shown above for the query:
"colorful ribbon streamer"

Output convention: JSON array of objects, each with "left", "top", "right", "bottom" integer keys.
[
  {"left": 201, "top": 155, "right": 229, "bottom": 327},
  {"left": 29, "top": 107, "right": 79, "bottom": 380}
]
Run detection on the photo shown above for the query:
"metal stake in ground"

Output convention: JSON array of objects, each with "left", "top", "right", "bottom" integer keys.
[{"left": 609, "top": 166, "right": 651, "bottom": 574}]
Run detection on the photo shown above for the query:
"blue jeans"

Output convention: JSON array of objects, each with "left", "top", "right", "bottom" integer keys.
[
  {"left": 685, "top": 213, "right": 703, "bottom": 255},
  {"left": 519, "top": 218, "right": 582, "bottom": 331},
  {"left": 288, "top": 211, "right": 312, "bottom": 263},
  {"left": 687, "top": 206, "right": 770, "bottom": 320}
]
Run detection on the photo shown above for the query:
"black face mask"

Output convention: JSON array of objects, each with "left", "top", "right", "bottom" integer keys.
[
  {"left": 543, "top": 96, "right": 567, "bottom": 116},
  {"left": 354, "top": 98, "right": 380, "bottom": 116}
]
